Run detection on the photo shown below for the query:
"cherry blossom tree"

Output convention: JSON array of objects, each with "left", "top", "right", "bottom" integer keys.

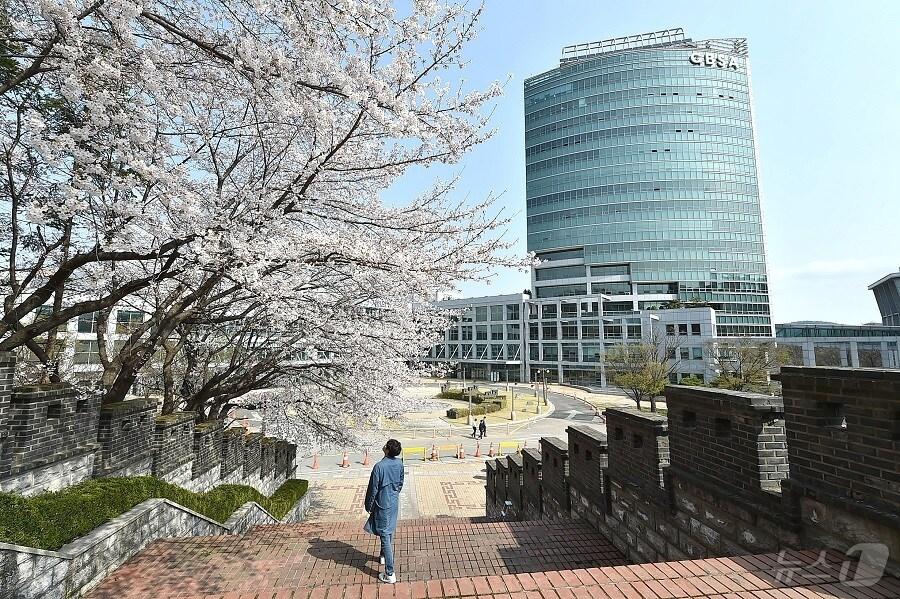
[{"left": 1, "top": 0, "right": 520, "bottom": 443}]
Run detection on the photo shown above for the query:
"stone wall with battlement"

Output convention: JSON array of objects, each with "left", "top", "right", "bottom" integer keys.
[
  {"left": 0, "top": 352, "right": 296, "bottom": 498},
  {"left": 486, "top": 366, "right": 900, "bottom": 574}
]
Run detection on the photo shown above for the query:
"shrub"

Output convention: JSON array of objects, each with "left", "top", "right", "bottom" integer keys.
[
  {"left": 0, "top": 477, "right": 309, "bottom": 550},
  {"left": 446, "top": 402, "right": 503, "bottom": 419}
]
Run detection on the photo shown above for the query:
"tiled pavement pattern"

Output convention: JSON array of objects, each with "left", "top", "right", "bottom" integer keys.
[
  {"left": 414, "top": 470, "right": 486, "bottom": 518},
  {"left": 304, "top": 461, "right": 488, "bottom": 521},
  {"left": 87, "top": 518, "right": 625, "bottom": 598},
  {"left": 304, "top": 478, "right": 371, "bottom": 522}
]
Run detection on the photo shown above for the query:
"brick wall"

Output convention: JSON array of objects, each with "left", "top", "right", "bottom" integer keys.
[
  {"left": 221, "top": 427, "right": 246, "bottom": 477},
  {"left": 497, "top": 369, "right": 900, "bottom": 574},
  {"left": 243, "top": 433, "right": 263, "bottom": 478},
  {"left": 539, "top": 437, "right": 569, "bottom": 519},
  {"left": 495, "top": 456, "right": 509, "bottom": 514},
  {"left": 151, "top": 412, "right": 195, "bottom": 477},
  {"left": 601, "top": 409, "right": 671, "bottom": 561},
  {"left": 780, "top": 367, "right": 900, "bottom": 572},
  {"left": 566, "top": 425, "right": 608, "bottom": 527},
  {"left": 507, "top": 453, "right": 523, "bottom": 518},
  {"left": 260, "top": 437, "right": 277, "bottom": 478},
  {"left": 605, "top": 408, "right": 668, "bottom": 500},
  {"left": 0, "top": 355, "right": 302, "bottom": 499},
  {"left": 521, "top": 447, "right": 542, "bottom": 521},
  {"left": 485, "top": 460, "right": 498, "bottom": 517},
  {"left": 666, "top": 385, "right": 789, "bottom": 498},
  {"left": 192, "top": 420, "right": 224, "bottom": 479},
  {"left": 95, "top": 399, "right": 155, "bottom": 477},
  {"left": 0, "top": 352, "right": 14, "bottom": 445},
  {"left": 0, "top": 383, "right": 98, "bottom": 478}
]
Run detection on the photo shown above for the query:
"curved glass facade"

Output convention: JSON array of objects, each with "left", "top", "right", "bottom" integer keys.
[{"left": 525, "top": 34, "right": 772, "bottom": 336}]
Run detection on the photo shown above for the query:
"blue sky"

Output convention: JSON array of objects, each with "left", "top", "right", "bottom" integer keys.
[{"left": 389, "top": 0, "right": 900, "bottom": 325}]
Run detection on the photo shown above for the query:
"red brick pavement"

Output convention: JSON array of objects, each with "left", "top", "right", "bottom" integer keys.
[{"left": 86, "top": 518, "right": 900, "bottom": 599}]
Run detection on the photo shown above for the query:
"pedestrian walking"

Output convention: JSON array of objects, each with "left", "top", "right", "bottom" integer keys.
[
  {"left": 364, "top": 439, "right": 404, "bottom": 584},
  {"left": 478, "top": 418, "right": 487, "bottom": 439},
  {"left": 472, "top": 422, "right": 477, "bottom": 438}
]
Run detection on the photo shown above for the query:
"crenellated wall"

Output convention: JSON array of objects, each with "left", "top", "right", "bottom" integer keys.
[
  {"left": 95, "top": 399, "right": 155, "bottom": 478},
  {"left": 0, "top": 352, "right": 297, "bottom": 498},
  {"left": 521, "top": 447, "right": 542, "bottom": 521},
  {"left": 539, "top": 437, "right": 569, "bottom": 520},
  {"left": 566, "top": 425, "right": 608, "bottom": 529},
  {"left": 487, "top": 367, "right": 900, "bottom": 575},
  {"left": 152, "top": 412, "right": 196, "bottom": 486},
  {"left": 506, "top": 453, "right": 523, "bottom": 519},
  {"left": 779, "top": 366, "right": 900, "bottom": 572}
]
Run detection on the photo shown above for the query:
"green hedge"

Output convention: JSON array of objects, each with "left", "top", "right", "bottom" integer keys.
[
  {"left": 0, "top": 477, "right": 309, "bottom": 550},
  {"left": 447, "top": 401, "right": 503, "bottom": 419}
]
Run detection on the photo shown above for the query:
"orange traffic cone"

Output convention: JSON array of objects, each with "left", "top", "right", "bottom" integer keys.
[
  {"left": 429, "top": 444, "right": 439, "bottom": 461},
  {"left": 311, "top": 453, "right": 319, "bottom": 470},
  {"left": 488, "top": 442, "right": 495, "bottom": 457},
  {"left": 457, "top": 444, "right": 465, "bottom": 459},
  {"left": 340, "top": 450, "right": 350, "bottom": 468},
  {"left": 362, "top": 449, "right": 371, "bottom": 466},
  {"left": 474, "top": 441, "right": 481, "bottom": 457}
]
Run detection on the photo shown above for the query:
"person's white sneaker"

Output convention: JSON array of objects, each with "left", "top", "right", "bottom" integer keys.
[
  {"left": 378, "top": 572, "right": 396, "bottom": 584},
  {"left": 379, "top": 556, "right": 385, "bottom": 565}
]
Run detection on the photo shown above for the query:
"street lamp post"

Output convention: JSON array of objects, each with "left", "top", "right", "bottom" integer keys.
[
  {"left": 507, "top": 370, "right": 516, "bottom": 421},
  {"left": 542, "top": 369, "right": 548, "bottom": 407}
]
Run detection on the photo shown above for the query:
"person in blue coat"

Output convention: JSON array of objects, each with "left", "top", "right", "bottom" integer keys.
[{"left": 364, "top": 438, "right": 404, "bottom": 583}]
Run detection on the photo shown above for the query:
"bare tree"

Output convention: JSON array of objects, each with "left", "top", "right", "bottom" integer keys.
[
  {"left": 708, "top": 339, "right": 788, "bottom": 393},
  {"left": 605, "top": 332, "right": 682, "bottom": 412}
]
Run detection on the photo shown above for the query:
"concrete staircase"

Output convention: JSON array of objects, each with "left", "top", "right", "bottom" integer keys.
[{"left": 86, "top": 517, "right": 900, "bottom": 599}]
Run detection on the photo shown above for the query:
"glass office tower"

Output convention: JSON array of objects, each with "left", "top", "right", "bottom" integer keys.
[{"left": 524, "top": 29, "right": 772, "bottom": 336}]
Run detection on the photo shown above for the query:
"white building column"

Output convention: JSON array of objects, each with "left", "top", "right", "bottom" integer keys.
[
  {"left": 803, "top": 341, "right": 815, "bottom": 366},
  {"left": 849, "top": 341, "right": 860, "bottom": 367}
]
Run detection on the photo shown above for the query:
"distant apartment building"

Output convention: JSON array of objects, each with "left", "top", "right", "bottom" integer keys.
[
  {"left": 524, "top": 28, "right": 772, "bottom": 337},
  {"left": 869, "top": 270, "right": 900, "bottom": 326}
]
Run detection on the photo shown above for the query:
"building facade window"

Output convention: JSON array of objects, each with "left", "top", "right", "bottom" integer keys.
[
  {"left": 581, "top": 322, "right": 600, "bottom": 339},
  {"left": 534, "top": 265, "right": 586, "bottom": 281},
  {"left": 590, "top": 264, "right": 630, "bottom": 277},
  {"left": 115, "top": 310, "right": 144, "bottom": 333},
  {"left": 506, "top": 304, "right": 520, "bottom": 321},
  {"left": 542, "top": 344, "right": 559, "bottom": 361},
  {"left": 77, "top": 312, "right": 98, "bottom": 334},
  {"left": 591, "top": 282, "right": 632, "bottom": 295},
  {"left": 561, "top": 344, "right": 579, "bottom": 362},
  {"left": 74, "top": 340, "right": 101, "bottom": 364},
  {"left": 535, "top": 284, "right": 587, "bottom": 298}
]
